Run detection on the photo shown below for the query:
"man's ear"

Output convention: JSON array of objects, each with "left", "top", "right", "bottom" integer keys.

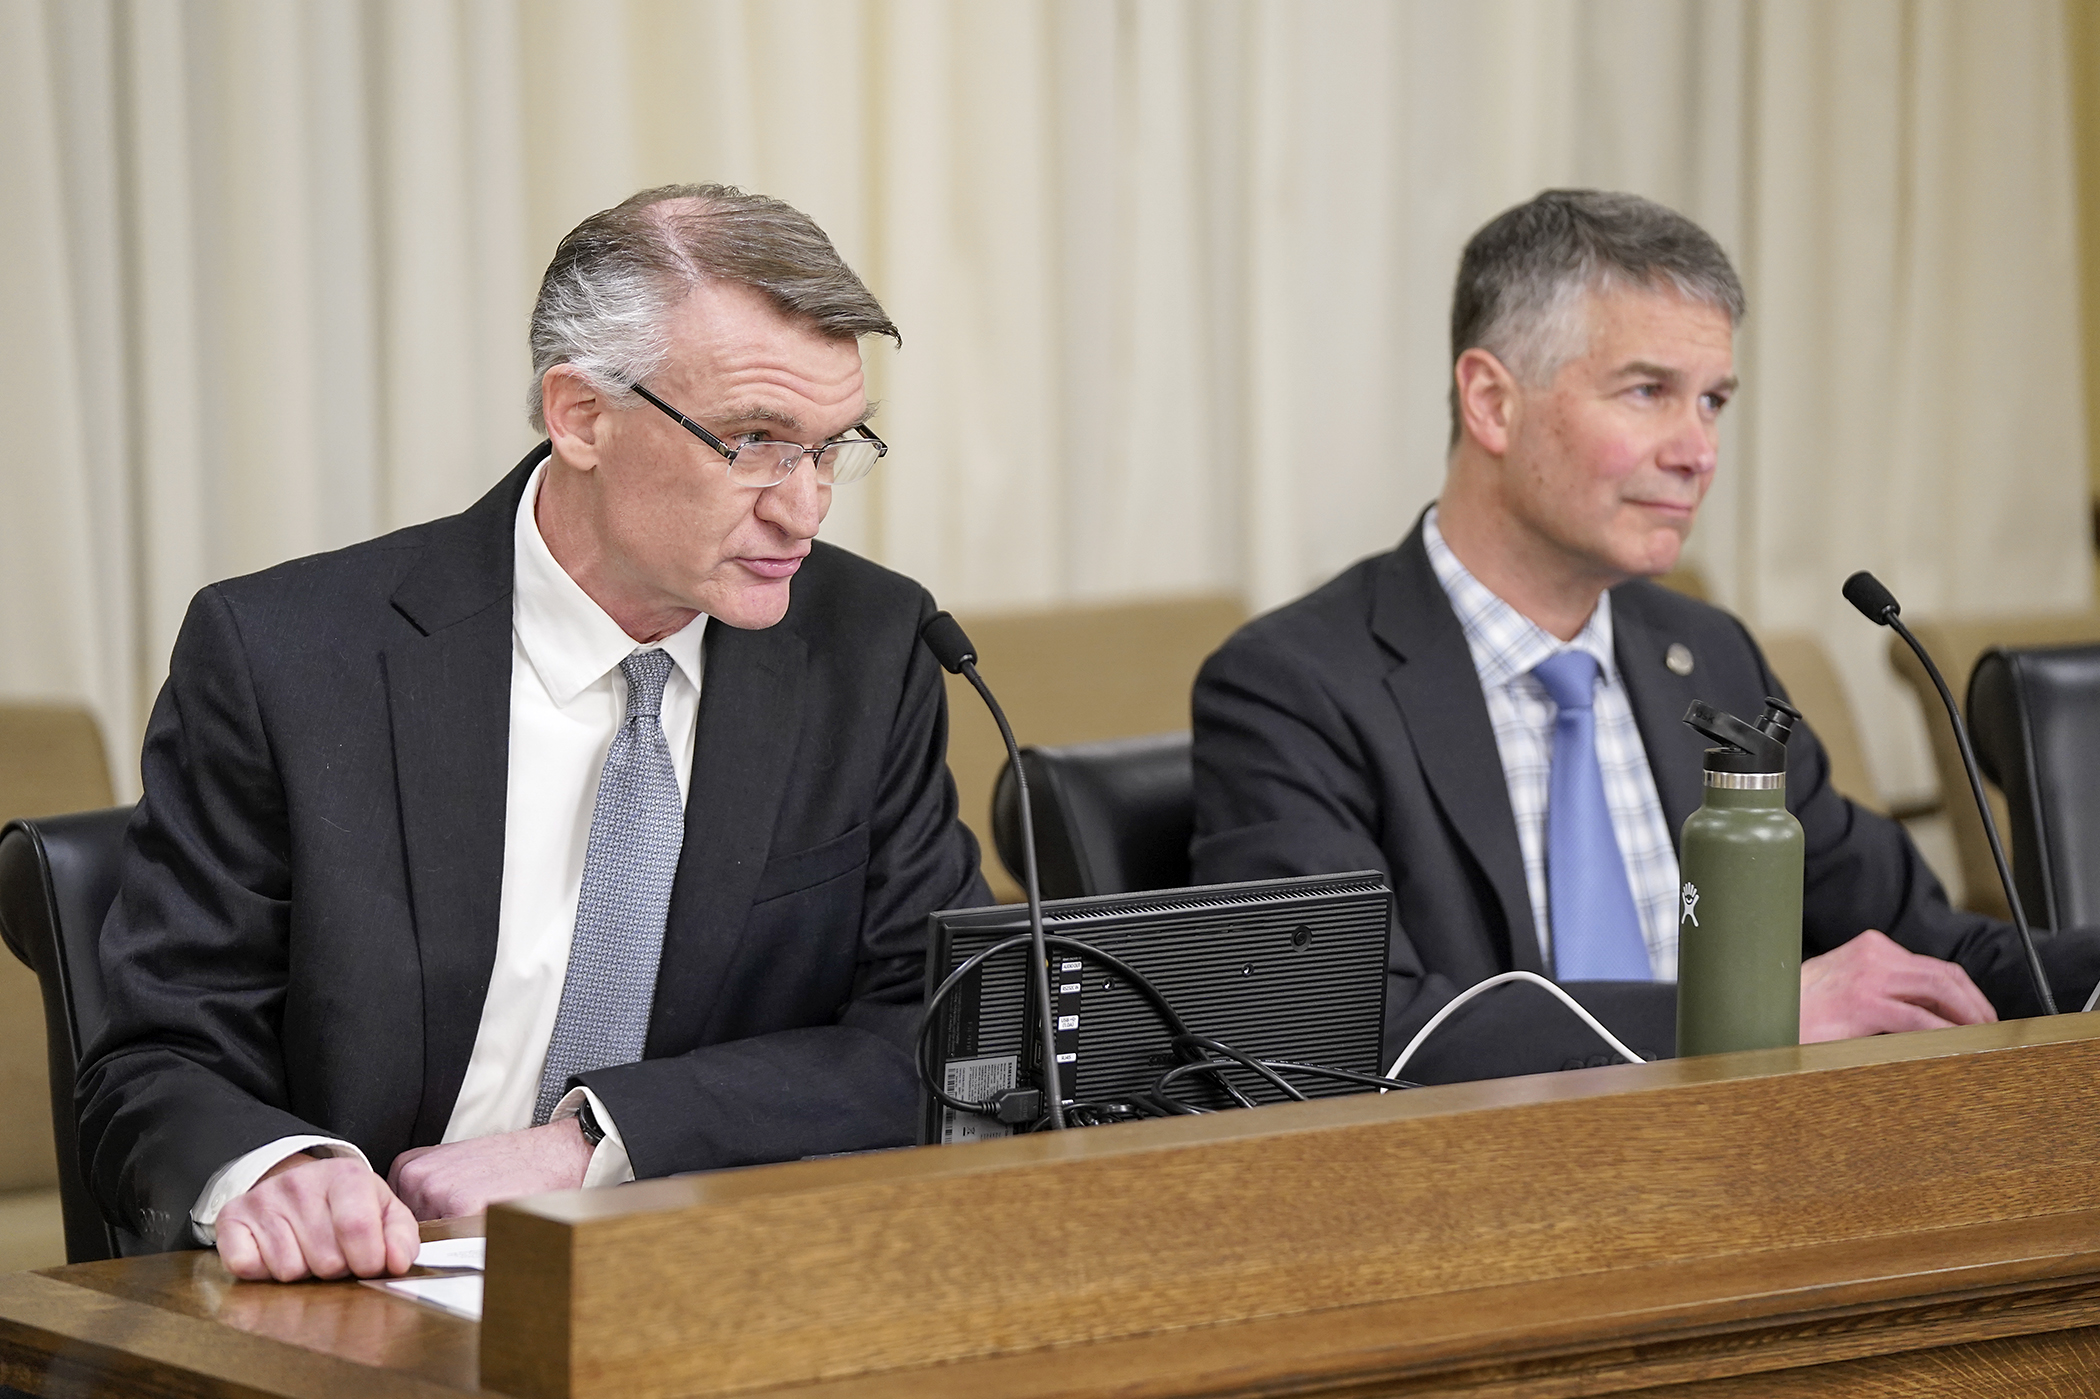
[
  {"left": 1454, "top": 347, "right": 1520, "bottom": 458},
  {"left": 543, "top": 367, "right": 606, "bottom": 471}
]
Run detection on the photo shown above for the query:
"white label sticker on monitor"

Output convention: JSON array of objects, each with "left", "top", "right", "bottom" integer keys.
[{"left": 940, "top": 1054, "right": 1018, "bottom": 1144}]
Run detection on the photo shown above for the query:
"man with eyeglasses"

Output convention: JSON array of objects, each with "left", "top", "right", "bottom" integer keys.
[{"left": 80, "top": 185, "right": 988, "bottom": 1281}]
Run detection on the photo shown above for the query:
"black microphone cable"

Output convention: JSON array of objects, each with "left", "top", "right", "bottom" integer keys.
[{"left": 1843, "top": 570, "right": 2057, "bottom": 1014}]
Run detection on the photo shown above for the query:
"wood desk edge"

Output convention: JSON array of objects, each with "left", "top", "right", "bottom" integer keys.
[
  {"left": 6, "top": 1210, "right": 2100, "bottom": 1399},
  {"left": 497, "top": 1014, "right": 2099, "bottom": 1225},
  {"left": 746, "top": 1215, "right": 2100, "bottom": 1398},
  {"left": 5, "top": 1019, "right": 2095, "bottom": 1399},
  {"left": 0, "top": 1269, "right": 469, "bottom": 1398},
  {"left": 476, "top": 1016, "right": 2100, "bottom": 1398}
]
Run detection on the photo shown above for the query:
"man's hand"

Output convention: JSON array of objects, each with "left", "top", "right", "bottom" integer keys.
[
  {"left": 216, "top": 1154, "right": 420, "bottom": 1283},
  {"left": 1799, "top": 929, "right": 1998, "bottom": 1042},
  {"left": 387, "top": 1118, "right": 593, "bottom": 1222}
]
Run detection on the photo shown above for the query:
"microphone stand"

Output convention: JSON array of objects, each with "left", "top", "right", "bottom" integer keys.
[
  {"left": 921, "top": 613, "right": 1067, "bottom": 1129},
  {"left": 1845, "top": 572, "right": 2057, "bottom": 1014}
]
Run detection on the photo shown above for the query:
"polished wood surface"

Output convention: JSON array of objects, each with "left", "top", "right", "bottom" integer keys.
[
  {"left": 6, "top": 1215, "right": 2099, "bottom": 1398},
  {"left": 482, "top": 1015, "right": 2100, "bottom": 1399},
  {"left": 0, "top": 1217, "right": 482, "bottom": 1397},
  {"left": 4, "top": 1022, "right": 2100, "bottom": 1398}
]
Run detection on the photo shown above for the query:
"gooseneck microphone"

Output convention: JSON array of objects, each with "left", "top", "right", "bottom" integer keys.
[
  {"left": 919, "top": 611, "right": 1066, "bottom": 1129},
  {"left": 1842, "top": 571, "right": 2058, "bottom": 1014}
]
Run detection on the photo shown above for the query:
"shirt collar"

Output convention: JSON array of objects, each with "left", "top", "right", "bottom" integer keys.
[
  {"left": 1422, "top": 505, "right": 1617, "bottom": 691},
  {"left": 513, "top": 460, "right": 708, "bottom": 706}
]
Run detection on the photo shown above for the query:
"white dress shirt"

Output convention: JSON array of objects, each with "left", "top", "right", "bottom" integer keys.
[
  {"left": 1422, "top": 508, "right": 1680, "bottom": 979},
  {"left": 191, "top": 460, "right": 707, "bottom": 1241}
]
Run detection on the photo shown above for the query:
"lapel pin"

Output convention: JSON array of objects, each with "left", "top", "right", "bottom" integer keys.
[{"left": 1666, "top": 643, "right": 1695, "bottom": 676}]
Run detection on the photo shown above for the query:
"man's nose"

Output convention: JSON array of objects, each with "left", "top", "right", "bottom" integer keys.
[
  {"left": 757, "top": 455, "right": 828, "bottom": 535},
  {"left": 1660, "top": 406, "right": 1720, "bottom": 478}
]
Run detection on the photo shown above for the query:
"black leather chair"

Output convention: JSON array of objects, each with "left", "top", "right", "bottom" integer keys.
[
  {"left": 1968, "top": 644, "right": 2100, "bottom": 932},
  {"left": 991, "top": 732, "right": 1193, "bottom": 899},
  {"left": 0, "top": 807, "right": 134, "bottom": 1262}
]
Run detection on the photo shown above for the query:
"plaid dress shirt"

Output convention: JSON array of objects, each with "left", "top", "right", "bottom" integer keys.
[{"left": 1423, "top": 510, "right": 1680, "bottom": 979}]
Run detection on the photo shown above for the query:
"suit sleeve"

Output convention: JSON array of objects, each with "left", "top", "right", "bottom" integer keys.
[
  {"left": 1746, "top": 620, "right": 2100, "bottom": 1018},
  {"left": 1190, "top": 629, "right": 1665, "bottom": 1081},
  {"left": 1190, "top": 631, "right": 1395, "bottom": 885},
  {"left": 578, "top": 601, "right": 989, "bottom": 1173},
  {"left": 77, "top": 588, "right": 338, "bottom": 1251}
]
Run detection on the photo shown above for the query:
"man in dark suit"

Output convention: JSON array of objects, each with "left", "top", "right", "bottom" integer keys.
[
  {"left": 80, "top": 185, "right": 987, "bottom": 1280},
  {"left": 1191, "top": 190, "right": 2100, "bottom": 1083}
]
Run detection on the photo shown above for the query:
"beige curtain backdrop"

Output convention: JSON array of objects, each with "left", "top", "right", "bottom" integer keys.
[{"left": 1, "top": 0, "right": 2088, "bottom": 805}]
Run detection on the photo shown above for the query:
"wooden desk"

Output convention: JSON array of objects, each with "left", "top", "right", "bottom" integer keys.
[
  {"left": 5, "top": 1020, "right": 2100, "bottom": 1398},
  {"left": 0, "top": 1216, "right": 482, "bottom": 1397}
]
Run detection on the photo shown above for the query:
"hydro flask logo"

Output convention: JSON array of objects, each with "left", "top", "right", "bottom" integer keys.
[{"left": 1681, "top": 882, "right": 1701, "bottom": 928}]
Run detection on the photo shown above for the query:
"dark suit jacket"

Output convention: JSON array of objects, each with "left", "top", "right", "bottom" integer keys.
[
  {"left": 79, "top": 446, "right": 988, "bottom": 1250},
  {"left": 1191, "top": 517, "right": 2100, "bottom": 1082}
]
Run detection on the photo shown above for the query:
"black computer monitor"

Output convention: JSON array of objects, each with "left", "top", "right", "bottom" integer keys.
[{"left": 919, "top": 872, "right": 1392, "bottom": 1145}]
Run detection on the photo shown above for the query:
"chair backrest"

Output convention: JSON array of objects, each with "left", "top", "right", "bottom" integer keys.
[
  {"left": 0, "top": 807, "right": 134, "bottom": 1262},
  {"left": 944, "top": 597, "right": 1245, "bottom": 902},
  {"left": 1889, "top": 611, "right": 2100, "bottom": 918},
  {"left": 1968, "top": 644, "right": 2100, "bottom": 932},
  {"left": 991, "top": 732, "right": 1193, "bottom": 900},
  {"left": 1757, "top": 632, "right": 1884, "bottom": 814},
  {"left": 0, "top": 703, "right": 116, "bottom": 1202},
  {"left": 0, "top": 705, "right": 115, "bottom": 820}
]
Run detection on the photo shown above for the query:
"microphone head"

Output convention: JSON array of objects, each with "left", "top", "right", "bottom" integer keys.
[
  {"left": 919, "top": 611, "right": 977, "bottom": 674},
  {"left": 1842, "top": 571, "right": 1901, "bottom": 625}
]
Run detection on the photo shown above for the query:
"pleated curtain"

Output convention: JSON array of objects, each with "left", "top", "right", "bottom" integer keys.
[{"left": 1, "top": 0, "right": 2086, "bottom": 804}]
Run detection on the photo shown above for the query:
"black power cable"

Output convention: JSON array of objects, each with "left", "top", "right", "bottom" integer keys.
[
  {"left": 918, "top": 931, "right": 1195, "bottom": 1120},
  {"left": 1174, "top": 1035, "right": 1300, "bottom": 1105},
  {"left": 1147, "top": 1053, "right": 1423, "bottom": 1116},
  {"left": 920, "top": 931, "right": 1419, "bottom": 1128}
]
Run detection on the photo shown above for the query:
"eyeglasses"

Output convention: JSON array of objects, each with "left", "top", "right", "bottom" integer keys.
[{"left": 630, "top": 382, "right": 887, "bottom": 488}]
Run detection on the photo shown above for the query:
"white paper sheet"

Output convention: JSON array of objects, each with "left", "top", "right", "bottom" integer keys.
[
  {"left": 413, "top": 1236, "right": 487, "bottom": 1271},
  {"left": 375, "top": 1273, "right": 484, "bottom": 1321}
]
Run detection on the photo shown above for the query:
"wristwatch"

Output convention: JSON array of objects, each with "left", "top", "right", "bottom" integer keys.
[{"left": 575, "top": 1097, "right": 607, "bottom": 1148}]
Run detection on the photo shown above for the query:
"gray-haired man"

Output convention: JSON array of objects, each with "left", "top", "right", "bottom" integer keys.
[
  {"left": 1192, "top": 190, "right": 2100, "bottom": 1081},
  {"left": 81, "top": 186, "right": 988, "bottom": 1280}
]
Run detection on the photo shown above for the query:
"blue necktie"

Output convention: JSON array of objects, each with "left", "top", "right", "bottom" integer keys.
[
  {"left": 533, "top": 649, "right": 685, "bottom": 1124},
  {"left": 1531, "top": 650, "right": 1651, "bottom": 981}
]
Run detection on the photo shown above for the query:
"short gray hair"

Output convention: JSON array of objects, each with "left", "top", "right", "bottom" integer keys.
[
  {"left": 527, "top": 183, "right": 899, "bottom": 432},
  {"left": 1447, "top": 189, "right": 1745, "bottom": 444}
]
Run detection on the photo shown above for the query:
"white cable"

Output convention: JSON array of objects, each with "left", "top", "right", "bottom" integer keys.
[
  {"left": 1385, "top": 970, "right": 1648, "bottom": 1082},
  {"left": 2083, "top": 979, "right": 2100, "bottom": 1015}
]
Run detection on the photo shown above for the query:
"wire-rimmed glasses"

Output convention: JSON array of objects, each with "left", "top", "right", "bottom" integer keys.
[{"left": 630, "top": 381, "right": 887, "bottom": 487}]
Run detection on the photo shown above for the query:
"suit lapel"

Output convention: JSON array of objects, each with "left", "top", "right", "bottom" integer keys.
[
  {"left": 645, "top": 617, "right": 809, "bottom": 1054},
  {"left": 1612, "top": 583, "right": 1707, "bottom": 844},
  {"left": 1373, "top": 521, "right": 1544, "bottom": 974},
  {"left": 386, "top": 447, "right": 543, "bottom": 1145}
]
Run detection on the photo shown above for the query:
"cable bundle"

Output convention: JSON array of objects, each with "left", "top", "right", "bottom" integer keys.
[{"left": 917, "top": 932, "right": 1422, "bottom": 1131}]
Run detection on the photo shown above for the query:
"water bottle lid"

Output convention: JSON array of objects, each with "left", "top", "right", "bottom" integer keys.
[{"left": 1682, "top": 697, "right": 1800, "bottom": 774}]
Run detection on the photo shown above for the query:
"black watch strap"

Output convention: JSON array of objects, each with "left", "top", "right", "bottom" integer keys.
[{"left": 576, "top": 1097, "right": 607, "bottom": 1148}]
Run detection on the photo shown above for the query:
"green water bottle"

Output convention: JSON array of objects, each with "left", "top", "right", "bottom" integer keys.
[{"left": 1675, "top": 697, "right": 1805, "bottom": 1057}]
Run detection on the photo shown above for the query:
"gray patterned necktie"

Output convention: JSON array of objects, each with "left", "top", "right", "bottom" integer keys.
[{"left": 533, "top": 648, "right": 684, "bottom": 1125}]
